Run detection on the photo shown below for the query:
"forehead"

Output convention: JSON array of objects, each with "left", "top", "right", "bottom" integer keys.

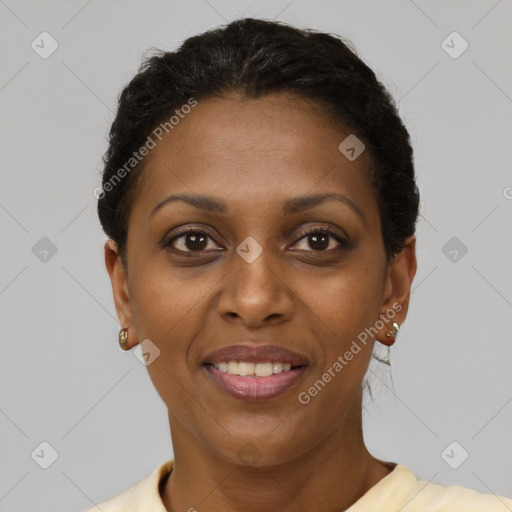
[{"left": 132, "top": 92, "right": 378, "bottom": 221}]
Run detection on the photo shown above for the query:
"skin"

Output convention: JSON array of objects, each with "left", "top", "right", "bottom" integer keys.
[{"left": 105, "top": 92, "right": 417, "bottom": 512}]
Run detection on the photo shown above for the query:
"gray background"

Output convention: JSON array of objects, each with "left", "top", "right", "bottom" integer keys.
[{"left": 1, "top": 0, "right": 511, "bottom": 510}]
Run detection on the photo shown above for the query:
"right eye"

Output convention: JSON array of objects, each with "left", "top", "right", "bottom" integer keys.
[{"left": 161, "top": 227, "right": 224, "bottom": 254}]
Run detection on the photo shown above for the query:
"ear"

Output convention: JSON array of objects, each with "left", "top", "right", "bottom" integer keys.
[
  {"left": 376, "top": 235, "right": 417, "bottom": 345},
  {"left": 104, "top": 239, "right": 139, "bottom": 350}
]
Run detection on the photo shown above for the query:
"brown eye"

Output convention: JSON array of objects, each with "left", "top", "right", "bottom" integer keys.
[
  {"left": 291, "top": 227, "right": 349, "bottom": 252},
  {"left": 162, "top": 228, "right": 222, "bottom": 253},
  {"left": 308, "top": 232, "right": 329, "bottom": 251},
  {"left": 179, "top": 231, "right": 208, "bottom": 251}
]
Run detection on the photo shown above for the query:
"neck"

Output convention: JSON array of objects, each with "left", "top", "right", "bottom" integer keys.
[{"left": 161, "top": 395, "right": 392, "bottom": 512}]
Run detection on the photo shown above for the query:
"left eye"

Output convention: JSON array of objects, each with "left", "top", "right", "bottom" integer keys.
[{"left": 291, "top": 228, "right": 348, "bottom": 252}]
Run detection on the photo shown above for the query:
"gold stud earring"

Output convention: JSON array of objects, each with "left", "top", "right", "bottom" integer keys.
[{"left": 118, "top": 327, "right": 129, "bottom": 351}]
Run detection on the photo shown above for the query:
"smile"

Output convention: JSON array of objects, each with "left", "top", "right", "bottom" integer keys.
[
  {"left": 212, "top": 361, "right": 297, "bottom": 376},
  {"left": 203, "top": 363, "right": 307, "bottom": 401}
]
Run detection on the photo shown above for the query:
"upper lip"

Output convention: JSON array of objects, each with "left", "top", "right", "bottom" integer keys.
[{"left": 203, "top": 343, "right": 308, "bottom": 366}]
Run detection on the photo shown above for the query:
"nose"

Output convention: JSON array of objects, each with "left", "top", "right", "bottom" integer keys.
[{"left": 218, "top": 244, "right": 294, "bottom": 327}]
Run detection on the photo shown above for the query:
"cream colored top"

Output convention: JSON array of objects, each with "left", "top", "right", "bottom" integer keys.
[{"left": 83, "top": 459, "right": 512, "bottom": 511}]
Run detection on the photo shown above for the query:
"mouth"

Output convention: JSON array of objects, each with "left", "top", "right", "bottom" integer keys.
[
  {"left": 202, "top": 361, "right": 307, "bottom": 401},
  {"left": 201, "top": 343, "right": 309, "bottom": 401}
]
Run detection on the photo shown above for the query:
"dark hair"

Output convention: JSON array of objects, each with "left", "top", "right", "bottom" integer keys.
[{"left": 97, "top": 17, "right": 419, "bottom": 269}]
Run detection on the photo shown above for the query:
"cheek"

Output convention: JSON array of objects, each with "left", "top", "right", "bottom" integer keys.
[
  {"left": 305, "top": 262, "right": 383, "bottom": 333},
  {"left": 302, "top": 262, "right": 383, "bottom": 382},
  {"left": 129, "top": 266, "right": 207, "bottom": 414},
  {"left": 129, "top": 259, "right": 212, "bottom": 339},
  {"left": 127, "top": 268, "right": 205, "bottom": 393}
]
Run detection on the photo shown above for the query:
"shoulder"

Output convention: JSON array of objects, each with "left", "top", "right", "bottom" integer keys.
[
  {"left": 408, "top": 472, "right": 512, "bottom": 511},
  {"left": 348, "top": 463, "right": 512, "bottom": 511},
  {"left": 81, "top": 459, "right": 173, "bottom": 512}
]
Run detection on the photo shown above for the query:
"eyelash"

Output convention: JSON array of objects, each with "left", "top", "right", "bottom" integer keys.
[{"left": 160, "top": 225, "right": 349, "bottom": 255}]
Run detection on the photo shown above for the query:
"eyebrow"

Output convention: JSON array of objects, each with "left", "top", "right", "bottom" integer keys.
[
  {"left": 150, "top": 192, "right": 366, "bottom": 223},
  {"left": 150, "top": 193, "right": 228, "bottom": 217},
  {"left": 283, "top": 192, "right": 365, "bottom": 222}
]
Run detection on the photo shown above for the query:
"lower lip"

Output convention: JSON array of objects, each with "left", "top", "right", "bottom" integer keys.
[{"left": 203, "top": 364, "right": 307, "bottom": 401}]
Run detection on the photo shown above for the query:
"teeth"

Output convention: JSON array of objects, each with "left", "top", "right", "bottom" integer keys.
[
  {"left": 238, "top": 362, "right": 255, "bottom": 376},
  {"left": 227, "top": 361, "right": 238, "bottom": 375},
  {"left": 254, "top": 362, "right": 273, "bottom": 377},
  {"left": 272, "top": 362, "right": 283, "bottom": 374},
  {"left": 212, "top": 361, "right": 293, "bottom": 376}
]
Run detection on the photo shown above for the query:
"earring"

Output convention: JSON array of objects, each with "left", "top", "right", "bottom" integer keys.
[
  {"left": 385, "top": 321, "right": 400, "bottom": 341},
  {"left": 374, "top": 322, "right": 399, "bottom": 366},
  {"left": 118, "top": 327, "right": 129, "bottom": 351}
]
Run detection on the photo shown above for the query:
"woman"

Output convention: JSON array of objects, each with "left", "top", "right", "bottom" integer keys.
[{"left": 88, "top": 17, "right": 512, "bottom": 512}]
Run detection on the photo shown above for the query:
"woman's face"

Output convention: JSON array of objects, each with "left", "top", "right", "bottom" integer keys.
[{"left": 106, "top": 92, "right": 416, "bottom": 465}]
